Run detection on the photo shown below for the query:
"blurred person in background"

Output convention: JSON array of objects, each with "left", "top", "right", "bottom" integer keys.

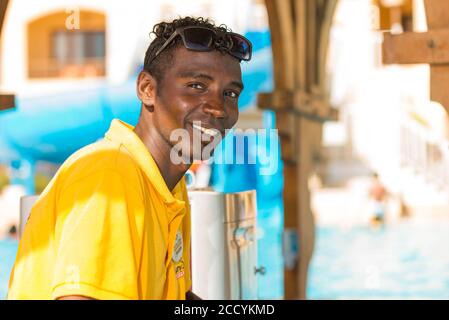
[
  {"left": 7, "top": 16, "right": 251, "bottom": 300},
  {"left": 7, "top": 225, "right": 18, "bottom": 241},
  {"left": 368, "top": 172, "right": 388, "bottom": 227}
]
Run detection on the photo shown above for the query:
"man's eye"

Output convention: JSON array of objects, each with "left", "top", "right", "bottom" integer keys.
[
  {"left": 224, "top": 91, "right": 239, "bottom": 99},
  {"left": 188, "top": 83, "right": 205, "bottom": 90}
]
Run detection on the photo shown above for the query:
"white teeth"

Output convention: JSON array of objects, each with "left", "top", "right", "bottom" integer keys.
[{"left": 192, "top": 124, "right": 219, "bottom": 137}]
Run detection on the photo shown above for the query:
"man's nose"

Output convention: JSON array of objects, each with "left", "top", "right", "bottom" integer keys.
[{"left": 202, "top": 94, "right": 227, "bottom": 119}]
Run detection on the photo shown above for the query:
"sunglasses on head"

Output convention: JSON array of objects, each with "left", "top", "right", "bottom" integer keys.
[{"left": 148, "top": 26, "right": 252, "bottom": 65}]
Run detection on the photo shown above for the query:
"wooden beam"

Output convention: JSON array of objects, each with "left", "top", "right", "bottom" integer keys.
[
  {"left": 257, "top": 90, "right": 337, "bottom": 121},
  {"left": 383, "top": 30, "right": 449, "bottom": 65},
  {"left": 294, "top": 0, "right": 307, "bottom": 89},
  {"left": 265, "top": 0, "right": 296, "bottom": 90},
  {"left": 424, "top": 0, "right": 449, "bottom": 112},
  {"left": 424, "top": 0, "right": 449, "bottom": 29},
  {"left": 0, "top": 94, "right": 15, "bottom": 111},
  {"left": 0, "top": 0, "right": 8, "bottom": 37},
  {"left": 306, "top": 0, "right": 317, "bottom": 89},
  {"left": 282, "top": 162, "right": 299, "bottom": 298},
  {"left": 1, "top": 1, "right": 9, "bottom": 99},
  {"left": 317, "top": 0, "right": 338, "bottom": 93},
  {"left": 262, "top": 0, "right": 336, "bottom": 300},
  {"left": 257, "top": 91, "right": 293, "bottom": 111},
  {"left": 264, "top": 0, "right": 284, "bottom": 89},
  {"left": 430, "top": 65, "right": 449, "bottom": 113},
  {"left": 295, "top": 116, "right": 319, "bottom": 299},
  {"left": 275, "top": 111, "right": 297, "bottom": 163}
]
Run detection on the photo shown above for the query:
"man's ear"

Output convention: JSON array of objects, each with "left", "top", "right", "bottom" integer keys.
[{"left": 137, "top": 70, "right": 157, "bottom": 110}]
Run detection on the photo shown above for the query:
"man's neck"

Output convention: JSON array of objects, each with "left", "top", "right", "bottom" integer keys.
[{"left": 134, "top": 119, "right": 190, "bottom": 192}]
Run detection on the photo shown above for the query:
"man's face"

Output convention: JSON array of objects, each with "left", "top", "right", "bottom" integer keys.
[{"left": 140, "top": 46, "right": 242, "bottom": 162}]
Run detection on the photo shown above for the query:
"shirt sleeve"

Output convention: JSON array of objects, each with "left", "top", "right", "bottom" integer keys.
[{"left": 51, "top": 169, "right": 143, "bottom": 300}]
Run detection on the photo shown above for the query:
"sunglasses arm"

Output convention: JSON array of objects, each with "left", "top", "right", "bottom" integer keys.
[
  {"left": 147, "top": 30, "right": 181, "bottom": 66},
  {"left": 154, "top": 30, "right": 181, "bottom": 58}
]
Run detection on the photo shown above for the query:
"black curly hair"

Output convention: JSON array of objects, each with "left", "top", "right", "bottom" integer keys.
[{"left": 143, "top": 17, "right": 233, "bottom": 87}]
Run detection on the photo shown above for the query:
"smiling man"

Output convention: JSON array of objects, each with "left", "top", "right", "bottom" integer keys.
[{"left": 7, "top": 17, "right": 251, "bottom": 300}]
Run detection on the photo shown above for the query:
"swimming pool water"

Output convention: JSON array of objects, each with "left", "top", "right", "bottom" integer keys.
[
  {"left": 0, "top": 239, "right": 18, "bottom": 299},
  {"left": 308, "top": 219, "right": 449, "bottom": 299}
]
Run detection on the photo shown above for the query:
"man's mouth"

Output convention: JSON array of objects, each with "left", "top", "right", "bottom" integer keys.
[{"left": 192, "top": 123, "right": 221, "bottom": 138}]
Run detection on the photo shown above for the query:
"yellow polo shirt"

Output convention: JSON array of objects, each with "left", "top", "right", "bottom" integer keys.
[{"left": 7, "top": 119, "right": 191, "bottom": 300}]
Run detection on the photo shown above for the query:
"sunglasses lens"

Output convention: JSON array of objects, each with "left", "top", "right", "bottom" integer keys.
[
  {"left": 183, "top": 28, "right": 215, "bottom": 50},
  {"left": 229, "top": 34, "right": 252, "bottom": 61}
]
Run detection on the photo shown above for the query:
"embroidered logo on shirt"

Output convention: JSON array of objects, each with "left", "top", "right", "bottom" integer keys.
[
  {"left": 175, "top": 263, "right": 185, "bottom": 279},
  {"left": 172, "top": 230, "right": 183, "bottom": 263}
]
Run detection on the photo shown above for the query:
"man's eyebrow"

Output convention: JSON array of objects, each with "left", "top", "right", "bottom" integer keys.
[
  {"left": 231, "top": 81, "right": 244, "bottom": 91},
  {"left": 178, "top": 71, "right": 244, "bottom": 91},
  {"left": 178, "top": 71, "right": 214, "bottom": 81}
]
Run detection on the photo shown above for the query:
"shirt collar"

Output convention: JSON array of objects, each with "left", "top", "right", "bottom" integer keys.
[{"left": 104, "top": 119, "right": 186, "bottom": 216}]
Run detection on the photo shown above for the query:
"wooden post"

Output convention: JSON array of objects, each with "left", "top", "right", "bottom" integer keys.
[
  {"left": 0, "top": 0, "right": 8, "bottom": 37},
  {"left": 261, "top": 0, "right": 337, "bottom": 299},
  {"left": 0, "top": 94, "right": 15, "bottom": 111},
  {"left": 0, "top": 0, "right": 15, "bottom": 111}
]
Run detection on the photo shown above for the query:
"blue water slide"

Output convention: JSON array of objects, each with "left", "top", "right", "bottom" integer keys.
[{"left": 0, "top": 81, "right": 137, "bottom": 163}]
